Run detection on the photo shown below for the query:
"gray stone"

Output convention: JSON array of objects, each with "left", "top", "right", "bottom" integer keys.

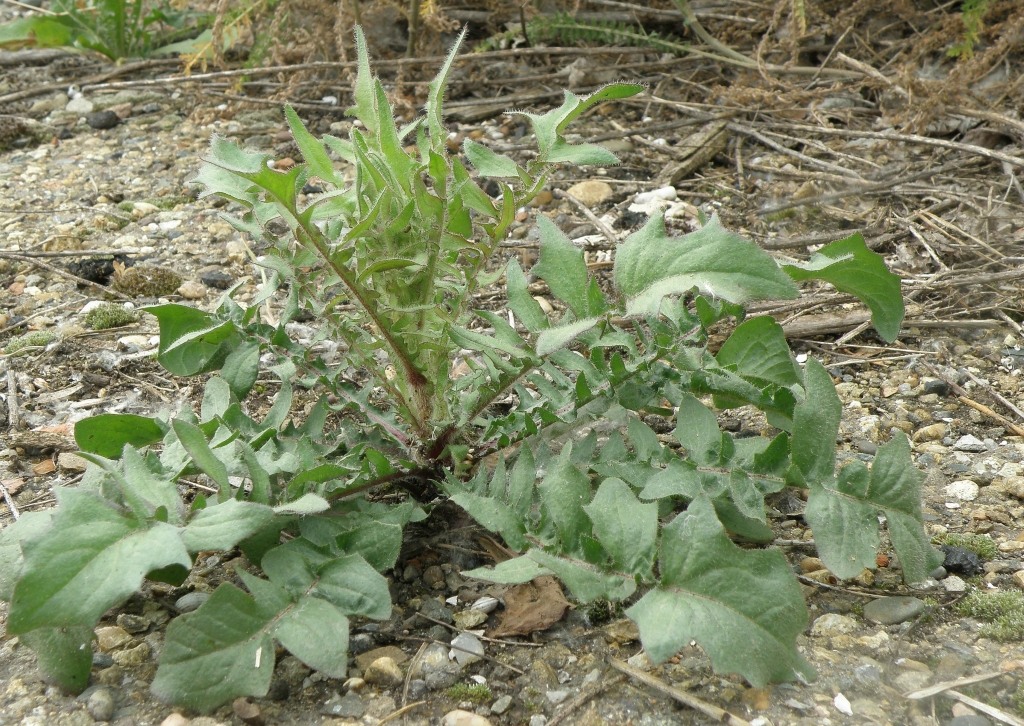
[
  {"left": 321, "top": 692, "right": 365, "bottom": 718},
  {"left": 85, "top": 687, "right": 116, "bottom": 721},
  {"left": 86, "top": 111, "right": 120, "bottom": 130},
  {"left": 174, "top": 591, "right": 210, "bottom": 613},
  {"left": 953, "top": 435, "right": 986, "bottom": 452},
  {"left": 942, "top": 575, "right": 969, "bottom": 593},
  {"left": 491, "top": 694, "right": 513, "bottom": 714},
  {"left": 948, "top": 716, "right": 992, "bottom": 726},
  {"left": 863, "top": 596, "right": 926, "bottom": 624}
]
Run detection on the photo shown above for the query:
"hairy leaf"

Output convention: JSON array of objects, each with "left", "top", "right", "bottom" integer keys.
[{"left": 626, "top": 498, "right": 814, "bottom": 685}]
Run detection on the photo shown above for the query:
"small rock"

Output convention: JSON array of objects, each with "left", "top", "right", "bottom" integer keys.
[
  {"left": 86, "top": 110, "right": 120, "bottom": 130},
  {"left": 115, "top": 613, "right": 150, "bottom": 633},
  {"left": 232, "top": 697, "right": 263, "bottom": 725},
  {"left": 913, "top": 423, "right": 947, "bottom": 442},
  {"left": 948, "top": 715, "right": 993, "bottom": 726},
  {"left": 58, "top": 452, "right": 90, "bottom": 471},
  {"left": 566, "top": 180, "right": 614, "bottom": 207},
  {"left": 942, "top": 575, "right": 969, "bottom": 593},
  {"left": 177, "top": 280, "right": 206, "bottom": 300},
  {"left": 944, "top": 480, "right": 979, "bottom": 501},
  {"left": 199, "top": 269, "right": 233, "bottom": 289},
  {"left": 364, "top": 656, "right": 403, "bottom": 687},
  {"left": 490, "top": 694, "right": 513, "bottom": 714},
  {"left": 953, "top": 435, "right": 987, "bottom": 452},
  {"left": 531, "top": 190, "right": 554, "bottom": 207},
  {"left": 863, "top": 596, "right": 926, "bottom": 624},
  {"left": 449, "top": 632, "right": 484, "bottom": 667},
  {"left": 442, "top": 710, "right": 493, "bottom": 726},
  {"left": 633, "top": 186, "right": 677, "bottom": 204},
  {"left": 422, "top": 565, "right": 446, "bottom": 589},
  {"left": 810, "top": 613, "right": 859, "bottom": 637},
  {"left": 453, "top": 609, "right": 489, "bottom": 629},
  {"left": 110, "top": 642, "right": 150, "bottom": 667},
  {"left": 225, "top": 239, "right": 250, "bottom": 264},
  {"left": 1011, "top": 570, "right": 1024, "bottom": 589},
  {"left": 95, "top": 626, "right": 132, "bottom": 652},
  {"left": 321, "top": 692, "right": 365, "bottom": 718},
  {"left": 158, "top": 714, "right": 190, "bottom": 726},
  {"left": 175, "top": 592, "right": 210, "bottom": 613},
  {"left": 546, "top": 690, "right": 569, "bottom": 705},
  {"left": 67, "top": 96, "right": 95, "bottom": 114},
  {"left": 354, "top": 645, "right": 407, "bottom": 671},
  {"left": 85, "top": 686, "right": 116, "bottom": 721},
  {"left": 941, "top": 546, "right": 984, "bottom": 576}
]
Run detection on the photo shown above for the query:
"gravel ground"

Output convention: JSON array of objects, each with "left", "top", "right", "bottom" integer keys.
[{"left": 2, "top": 31, "right": 1024, "bottom": 726}]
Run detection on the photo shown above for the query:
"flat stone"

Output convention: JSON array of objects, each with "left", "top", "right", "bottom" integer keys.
[
  {"left": 363, "top": 656, "right": 403, "bottom": 687},
  {"left": 85, "top": 686, "right": 116, "bottom": 721},
  {"left": 942, "top": 575, "right": 969, "bottom": 593},
  {"left": 944, "top": 480, "right": 979, "bottom": 501},
  {"left": 354, "top": 645, "right": 407, "bottom": 671},
  {"left": 95, "top": 626, "right": 132, "bottom": 652},
  {"left": 953, "top": 435, "right": 987, "bottom": 452},
  {"left": 863, "top": 596, "right": 926, "bottom": 624},
  {"left": 442, "top": 710, "right": 493, "bottom": 726}
]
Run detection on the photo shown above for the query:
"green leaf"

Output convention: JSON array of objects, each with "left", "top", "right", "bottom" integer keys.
[
  {"left": 536, "top": 317, "right": 600, "bottom": 356},
  {"left": 463, "top": 139, "right": 522, "bottom": 178},
  {"left": 783, "top": 233, "right": 904, "bottom": 342},
  {"left": 181, "top": 499, "right": 275, "bottom": 552},
  {"left": 152, "top": 583, "right": 279, "bottom": 711},
  {"left": 221, "top": 341, "right": 261, "bottom": 400},
  {"left": 790, "top": 359, "right": 840, "bottom": 484},
  {"left": 537, "top": 444, "right": 592, "bottom": 551},
  {"left": 285, "top": 105, "right": 341, "bottom": 185},
  {"left": 506, "top": 258, "right": 549, "bottom": 333},
  {"left": 311, "top": 554, "right": 393, "bottom": 620},
  {"left": 546, "top": 140, "right": 621, "bottom": 166},
  {"left": 803, "top": 463, "right": 878, "bottom": 579},
  {"left": 613, "top": 214, "right": 798, "bottom": 317},
  {"left": 274, "top": 595, "right": 349, "bottom": 677},
  {"left": 20, "top": 626, "right": 93, "bottom": 694},
  {"left": 0, "top": 510, "right": 52, "bottom": 601},
  {"left": 118, "top": 446, "right": 184, "bottom": 523},
  {"left": 448, "top": 491, "right": 527, "bottom": 551},
  {"left": 274, "top": 493, "right": 330, "bottom": 516},
  {"left": 626, "top": 498, "right": 814, "bottom": 686},
  {"left": 805, "top": 433, "right": 941, "bottom": 582},
  {"left": 673, "top": 394, "right": 725, "bottom": 465},
  {"left": 425, "top": 26, "right": 466, "bottom": 144},
  {"left": 75, "top": 414, "right": 165, "bottom": 458},
  {"left": 584, "top": 478, "right": 657, "bottom": 575},
  {"left": 534, "top": 215, "right": 596, "bottom": 319},
  {"left": 463, "top": 555, "right": 552, "bottom": 584},
  {"left": 527, "top": 547, "right": 636, "bottom": 603},
  {"left": 715, "top": 316, "right": 801, "bottom": 387},
  {"left": 7, "top": 489, "right": 191, "bottom": 633},
  {"left": 171, "top": 419, "right": 231, "bottom": 496},
  {"left": 147, "top": 304, "right": 239, "bottom": 376}
]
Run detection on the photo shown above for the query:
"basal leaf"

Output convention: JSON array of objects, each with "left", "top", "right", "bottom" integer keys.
[
  {"left": 613, "top": 214, "right": 798, "bottom": 316},
  {"left": 506, "top": 258, "right": 549, "bottom": 334},
  {"left": 0, "top": 510, "right": 52, "bottom": 602},
  {"left": 546, "top": 140, "right": 621, "bottom": 166},
  {"left": 463, "top": 555, "right": 552, "bottom": 585},
  {"left": 527, "top": 547, "right": 636, "bottom": 603},
  {"left": 147, "top": 303, "right": 239, "bottom": 376},
  {"left": 537, "top": 444, "right": 592, "bottom": 551},
  {"left": 181, "top": 499, "right": 275, "bottom": 552},
  {"left": 448, "top": 490, "right": 527, "bottom": 550},
  {"left": 715, "top": 316, "right": 801, "bottom": 387},
  {"left": 75, "top": 414, "right": 165, "bottom": 458},
  {"left": 312, "top": 554, "right": 392, "bottom": 620},
  {"left": 536, "top": 317, "right": 600, "bottom": 356},
  {"left": 626, "top": 498, "right": 814, "bottom": 686},
  {"left": 171, "top": 419, "right": 230, "bottom": 496},
  {"left": 152, "top": 583, "right": 279, "bottom": 711},
  {"left": 790, "top": 359, "right": 841, "bottom": 484},
  {"left": 584, "top": 477, "right": 657, "bottom": 576},
  {"left": 20, "top": 625, "right": 93, "bottom": 694},
  {"left": 783, "top": 233, "right": 904, "bottom": 342},
  {"left": 804, "top": 462, "right": 879, "bottom": 579},
  {"left": 8, "top": 489, "right": 191, "bottom": 633},
  {"left": 274, "top": 595, "right": 349, "bottom": 677}
]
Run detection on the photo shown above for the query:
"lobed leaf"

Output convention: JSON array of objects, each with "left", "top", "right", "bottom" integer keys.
[
  {"left": 626, "top": 498, "right": 814, "bottom": 686},
  {"left": 613, "top": 214, "right": 798, "bottom": 316}
]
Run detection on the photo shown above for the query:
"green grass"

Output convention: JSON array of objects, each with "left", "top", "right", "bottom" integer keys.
[
  {"left": 954, "top": 591, "right": 1024, "bottom": 641},
  {"left": 934, "top": 532, "right": 998, "bottom": 559},
  {"left": 445, "top": 682, "right": 493, "bottom": 704}
]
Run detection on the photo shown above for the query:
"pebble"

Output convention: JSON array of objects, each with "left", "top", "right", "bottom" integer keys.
[
  {"left": 944, "top": 480, "right": 979, "bottom": 501},
  {"left": 67, "top": 96, "right": 95, "bottom": 114},
  {"left": 863, "top": 596, "right": 926, "bottom": 624},
  {"left": 174, "top": 591, "right": 210, "bottom": 613},
  {"left": 231, "top": 698, "right": 263, "bottom": 725},
  {"left": 321, "top": 692, "right": 364, "bottom": 718},
  {"left": 95, "top": 626, "right": 133, "bottom": 652},
  {"left": 953, "top": 435, "right": 987, "bottom": 452},
  {"left": 354, "top": 645, "right": 407, "bottom": 671},
  {"left": 364, "top": 656, "right": 403, "bottom": 687},
  {"left": 490, "top": 694, "right": 513, "bottom": 714},
  {"left": 810, "top": 613, "right": 859, "bottom": 637},
  {"left": 86, "top": 111, "right": 121, "bottom": 130},
  {"left": 942, "top": 575, "right": 968, "bottom": 593},
  {"left": 566, "top": 180, "right": 614, "bottom": 206},
  {"left": 450, "top": 632, "right": 484, "bottom": 667},
  {"left": 176, "top": 280, "right": 206, "bottom": 299},
  {"left": 948, "top": 717, "right": 992, "bottom": 726},
  {"left": 85, "top": 686, "right": 116, "bottom": 721},
  {"left": 913, "top": 423, "right": 947, "bottom": 442},
  {"left": 1012, "top": 570, "right": 1024, "bottom": 589},
  {"left": 158, "top": 714, "right": 190, "bottom": 726},
  {"left": 442, "top": 710, "right": 493, "bottom": 726}
]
